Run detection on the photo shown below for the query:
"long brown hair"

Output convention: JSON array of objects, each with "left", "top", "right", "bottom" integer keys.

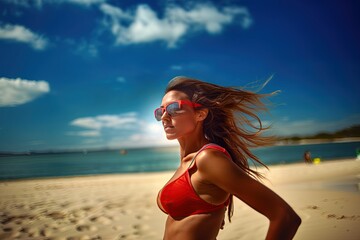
[{"left": 165, "top": 76, "right": 276, "bottom": 222}]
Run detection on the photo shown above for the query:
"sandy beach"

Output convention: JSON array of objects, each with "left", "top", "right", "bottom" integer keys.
[{"left": 0, "top": 158, "right": 359, "bottom": 240}]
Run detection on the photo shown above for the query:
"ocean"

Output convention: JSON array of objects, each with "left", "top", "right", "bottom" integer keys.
[{"left": 0, "top": 141, "right": 359, "bottom": 180}]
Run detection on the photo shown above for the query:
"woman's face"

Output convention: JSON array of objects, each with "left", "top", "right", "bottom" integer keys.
[{"left": 160, "top": 90, "right": 198, "bottom": 140}]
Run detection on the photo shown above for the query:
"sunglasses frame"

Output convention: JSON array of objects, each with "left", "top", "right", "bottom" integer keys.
[{"left": 154, "top": 100, "right": 202, "bottom": 121}]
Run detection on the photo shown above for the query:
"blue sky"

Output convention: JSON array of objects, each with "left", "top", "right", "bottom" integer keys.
[{"left": 0, "top": 0, "right": 359, "bottom": 152}]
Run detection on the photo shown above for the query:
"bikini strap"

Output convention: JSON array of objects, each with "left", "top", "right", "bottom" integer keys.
[{"left": 187, "top": 143, "right": 231, "bottom": 169}]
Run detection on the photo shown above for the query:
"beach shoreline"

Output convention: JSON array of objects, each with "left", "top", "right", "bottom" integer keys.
[
  {"left": 0, "top": 158, "right": 359, "bottom": 239},
  {"left": 275, "top": 137, "right": 360, "bottom": 146}
]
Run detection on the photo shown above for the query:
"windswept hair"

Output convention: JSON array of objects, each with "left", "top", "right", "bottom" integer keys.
[{"left": 165, "top": 76, "right": 276, "bottom": 222}]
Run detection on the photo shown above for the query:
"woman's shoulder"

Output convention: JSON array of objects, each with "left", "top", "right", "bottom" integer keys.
[
  {"left": 195, "top": 145, "right": 238, "bottom": 182},
  {"left": 196, "top": 144, "right": 232, "bottom": 169},
  {"left": 200, "top": 144, "right": 231, "bottom": 158}
]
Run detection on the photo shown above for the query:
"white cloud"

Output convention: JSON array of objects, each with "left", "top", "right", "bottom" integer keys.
[
  {"left": 0, "top": 23, "right": 48, "bottom": 50},
  {"left": 166, "top": 4, "right": 251, "bottom": 33},
  {"left": 65, "top": 0, "right": 105, "bottom": 6},
  {"left": 67, "top": 130, "right": 101, "bottom": 137},
  {"left": 116, "top": 76, "right": 126, "bottom": 83},
  {"left": 100, "top": 3, "right": 252, "bottom": 47},
  {"left": 0, "top": 77, "right": 50, "bottom": 107},
  {"left": 99, "top": 3, "right": 130, "bottom": 19},
  {"left": 70, "top": 112, "right": 138, "bottom": 130},
  {"left": 171, "top": 65, "right": 183, "bottom": 70},
  {"left": 69, "top": 112, "right": 174, "bottom": 148},
  {"left": 108, "top": 122, "right": 175, "bottom": 148},
  {"left": 2, "top": 2, "right": 251, "bottom": 49}
]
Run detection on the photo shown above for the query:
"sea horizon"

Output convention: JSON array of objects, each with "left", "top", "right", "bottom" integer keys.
[
  {"left": 0, "top": 141, "right": 359, "bottom": 181},
  {"left": 2, "top": 137, "right": 360, "bottom": 157}
]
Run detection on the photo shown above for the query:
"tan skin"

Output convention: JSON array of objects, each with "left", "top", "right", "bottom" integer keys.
[{"left": 158, "top": 90, "right": 301, "bottom": 240}]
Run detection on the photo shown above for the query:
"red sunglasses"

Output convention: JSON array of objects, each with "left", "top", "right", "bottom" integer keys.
[{"left": 154, "top": 100, "right": 202, "bottom": 121}]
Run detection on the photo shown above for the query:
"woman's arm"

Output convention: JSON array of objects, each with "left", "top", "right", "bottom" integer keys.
[{"left": 197, "top": 150, "right": 301, "bottom": 240}]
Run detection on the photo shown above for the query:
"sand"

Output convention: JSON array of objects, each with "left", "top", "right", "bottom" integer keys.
[{"left": 0, "top": 158, "right": 359, "bottom": 240}]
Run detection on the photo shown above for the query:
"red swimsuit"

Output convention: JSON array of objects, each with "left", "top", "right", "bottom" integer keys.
[{"left": 157, "top": 143, "right": 231, "bottom": 219}]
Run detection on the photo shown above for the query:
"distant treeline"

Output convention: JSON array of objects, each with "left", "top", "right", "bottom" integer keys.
[{"left": 279, "top": 124, "right": 360, "bottom": 141}]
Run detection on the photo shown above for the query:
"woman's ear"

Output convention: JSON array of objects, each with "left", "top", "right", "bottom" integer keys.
[{"left": 196, "top": 108, "right": 209, "bottom": 122}]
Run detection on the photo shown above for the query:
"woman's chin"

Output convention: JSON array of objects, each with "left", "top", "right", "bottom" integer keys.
[{"left": 165, "top": 133, "right": 177, "bottom": 140}]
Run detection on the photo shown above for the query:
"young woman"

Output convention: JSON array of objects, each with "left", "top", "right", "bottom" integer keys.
[{"left": 155, "top": 76, "right": 301, "bottom": 240}]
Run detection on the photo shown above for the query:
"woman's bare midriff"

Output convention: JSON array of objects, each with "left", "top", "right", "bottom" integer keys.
[{"left": 163, "top": 207, "right": 226, "bottom": 240}]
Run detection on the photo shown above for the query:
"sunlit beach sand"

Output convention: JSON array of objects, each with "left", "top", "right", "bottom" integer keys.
[{"left": 0, "top": 158, "right": 359, "bottom": 240}]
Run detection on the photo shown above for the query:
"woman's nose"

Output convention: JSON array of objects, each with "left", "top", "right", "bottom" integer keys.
[{"left": 161, "top": 110, "right": 170, "bottom": 121}]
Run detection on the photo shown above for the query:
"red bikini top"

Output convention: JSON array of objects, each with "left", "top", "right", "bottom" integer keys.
[{"left": 157, "top": 143, "right": 231, "bottom": 219}]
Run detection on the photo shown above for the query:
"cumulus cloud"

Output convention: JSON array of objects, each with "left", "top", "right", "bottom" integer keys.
[
  {"left": 3, "top": 2, "right": 251, "bottom": 49},
  {"left": 69, "top": 113, "right": 173, "bottom": 147},
  {"left": 0, "top": 77, "right": 50, "bottom": 107},
  {"left": 65, "top": 0, "right": 105, "bottom": 6},
  {"left": 107, "top": 122, "right": 175, "bottom": 148},
  {"left": 0, "top": 23, "right": 48, "bottom": 50},
  {"left": 70, "top": 112, "right": 139, "bottom": 130},
  {"left": 100, "top": 3, "right": 252, "bottom": 47},
  {"left": 67, "top": 130, "right": 101, "bottom": 137}
]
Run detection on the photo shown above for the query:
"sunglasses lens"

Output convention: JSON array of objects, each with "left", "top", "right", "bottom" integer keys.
[
  {"left": 166, "top": 102, "right": 181, "bottom": 116},
  {"left": 154, "top": 102, "right": 183, "bottom": 121},
  {"left": 154, "top": 108, "right": 163, "bottom": 121}
]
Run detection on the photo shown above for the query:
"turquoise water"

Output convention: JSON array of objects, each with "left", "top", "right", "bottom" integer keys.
[{"left": 0, "top": 141, "right": 359, "bottom": 180}]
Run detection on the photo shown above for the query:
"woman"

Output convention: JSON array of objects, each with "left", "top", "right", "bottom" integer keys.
[{"left": 155, "top": 76, "right": 301, "bottom": 240}]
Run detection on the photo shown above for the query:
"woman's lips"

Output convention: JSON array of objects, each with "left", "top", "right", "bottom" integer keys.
[{"left": 164, "top": 125, "right": 175, "bottom": 132}]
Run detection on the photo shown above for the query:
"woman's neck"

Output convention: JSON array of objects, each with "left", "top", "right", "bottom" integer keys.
[{"left": 178, "top": 135, "right": 209, "bottom": 160}]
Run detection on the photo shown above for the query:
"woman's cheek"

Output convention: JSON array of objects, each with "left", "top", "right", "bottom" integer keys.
[{"left": 173, "top": 117, "right": 196, "bottom": 136}]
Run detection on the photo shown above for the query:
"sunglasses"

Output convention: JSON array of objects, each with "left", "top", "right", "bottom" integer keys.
[{"left": 154, "top": 100, "right": 202, "bottom": 121}]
